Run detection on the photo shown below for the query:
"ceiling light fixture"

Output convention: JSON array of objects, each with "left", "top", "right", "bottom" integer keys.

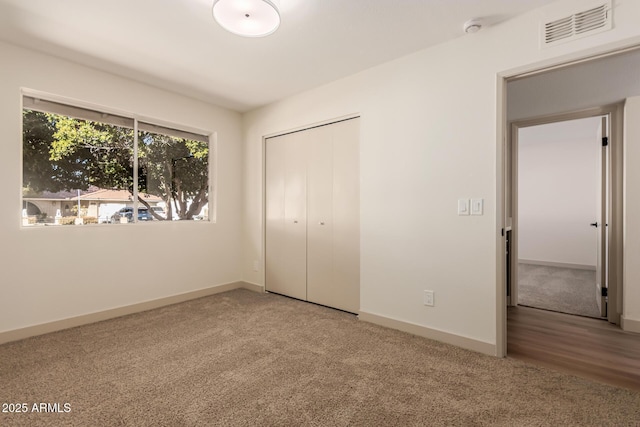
[
  {"left": 212, "top": 0, "right": 281, "bottom": 37},
  {"left": 463, "top": 19, "right": 482, "bottom": 34}
]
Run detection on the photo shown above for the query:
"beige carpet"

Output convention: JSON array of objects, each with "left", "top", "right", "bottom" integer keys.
[
  {"left": 518, "top": 263, "right": 601, "bottom": 318},
  {"left": 1, "top": 289, "right": 638, "bottom": 426}
]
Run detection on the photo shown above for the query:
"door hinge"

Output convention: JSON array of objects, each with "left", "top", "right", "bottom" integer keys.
[
  {"left": 601, "top": 287, "right": 608, "bottom": 297},
  {"left": 602, "top": 136, "right": 609, "bottom": 147}
]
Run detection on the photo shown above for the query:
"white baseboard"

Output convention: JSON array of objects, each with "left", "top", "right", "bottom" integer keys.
[
  {"left": 519, "top": 259, "right": 596, "bottom": 271},
  {"left": 0, "top": 281, "right": 264, "bottom": 345},
  {"left": 240, "top": 281, "right": 265, "bottom": 293},
  {"left": 358, "top": 310, "right": 496, "bottom": 356},
  {"left": 621, "top": 315, "right": 640, "bottom": 333}
]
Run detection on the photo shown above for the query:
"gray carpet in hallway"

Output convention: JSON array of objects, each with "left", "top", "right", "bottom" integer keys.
[
  {"left": 518, "top": 263, "right": 602, "bottom": 318},
  {"left": 1, "top": 289, "right": 637, "bottom": 426}
]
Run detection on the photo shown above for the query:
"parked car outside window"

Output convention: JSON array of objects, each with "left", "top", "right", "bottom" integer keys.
[
  {"left": 150, "top": 206, "right": 166, "bottom": 219},
  {"left": 110, "top": 207, "right": 153, "bottom": 223}
]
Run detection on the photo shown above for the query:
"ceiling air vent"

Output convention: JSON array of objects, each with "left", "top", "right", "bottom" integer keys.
[{"left": 542, "top": 1, "right": 612, "bottom": 48}]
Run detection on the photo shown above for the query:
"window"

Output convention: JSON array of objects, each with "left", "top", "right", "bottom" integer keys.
[{"left": 22, "top": 95, "right": 211, "bottom": 226}]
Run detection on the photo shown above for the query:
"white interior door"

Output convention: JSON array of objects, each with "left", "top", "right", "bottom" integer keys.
[
  {"left": 329, "top": 119, "right": 360, "bottom": 313},
  {"left": 596, "top": 116, "right": 608, "bottom": 317},
  {"left": 306, "top": 125, "right": 336, "bottom": 308},
  {"left": 306, "top": 119, "right": 360, "bottom": 313},
  {"left": 265, "top": 133, "right": 308, "bottom": 300}
]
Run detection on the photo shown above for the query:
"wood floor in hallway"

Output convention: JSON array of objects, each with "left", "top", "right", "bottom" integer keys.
[{"left": 507, "top": 306, "right": 640, "bottom": 392}]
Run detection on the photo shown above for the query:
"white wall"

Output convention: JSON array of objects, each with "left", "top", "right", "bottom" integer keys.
[
  {"left": 518, "top": 118, "right": 600, "bottom": 267},
  {"left": 0, "top": 41, "right": 244, "bottom": 334},
  {"left": 623, "top": 97, "right": 640, "bottom": 331},
  {"left": 242, "top": 0, "right": 640, "bottom": 351}
]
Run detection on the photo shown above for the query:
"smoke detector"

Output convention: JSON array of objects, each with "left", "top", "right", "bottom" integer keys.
[{"left": 463, "top": 19, "right": 482, "bottom": 34}]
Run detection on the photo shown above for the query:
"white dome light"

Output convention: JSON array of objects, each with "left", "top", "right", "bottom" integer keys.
[{"left": 212, "top": 0, "right": 281, "bottom": 38}]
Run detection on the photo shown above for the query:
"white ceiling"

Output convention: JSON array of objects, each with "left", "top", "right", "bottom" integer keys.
[{"left": 0, "top": 0, "right": 558, "bottom": 112}]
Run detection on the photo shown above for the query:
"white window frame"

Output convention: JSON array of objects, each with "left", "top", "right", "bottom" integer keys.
[{"left": 20, "top": 89, "right": 216, "bottom": 226}]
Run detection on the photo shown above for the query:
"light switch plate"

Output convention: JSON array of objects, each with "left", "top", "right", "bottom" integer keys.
[
  {"left": 458, "top": 199, "right": 470, "bottom": 215},
  {"left": 471, "top": 198, "right": 484, "bottom": 215}
]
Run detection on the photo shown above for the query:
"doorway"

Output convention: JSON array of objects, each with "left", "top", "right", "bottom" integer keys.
[
  {"left": 514, "top": 116, "right": 606, "bottom": 319},
  {"left": 497, "top": 44, "right": 640, "bottom": 367},
  {"left": 507, "top": 105, "right": 622, "bottom": 325}
]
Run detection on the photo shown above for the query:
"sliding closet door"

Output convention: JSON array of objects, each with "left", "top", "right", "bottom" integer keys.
[
  {"left": 265, "top": 133, "right": 307, "bottom": 300},
  {"left": 307, "top": 119, "right": 360, "bottom": 313}
]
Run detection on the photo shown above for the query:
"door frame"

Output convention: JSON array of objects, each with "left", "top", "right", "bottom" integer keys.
[
  {"left": 507, "top": 105, "right": 623, "bottom": 324},
  {"left": 495, "top": 44, "right": 638, "bottom": 357}
]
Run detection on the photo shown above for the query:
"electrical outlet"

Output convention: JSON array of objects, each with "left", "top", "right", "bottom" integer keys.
[
  {"left": 424, "top": 290, "right": 434, "bottom": 307},
  {"left": 252, "top": 260, "right": 259, "bottom": 272}
]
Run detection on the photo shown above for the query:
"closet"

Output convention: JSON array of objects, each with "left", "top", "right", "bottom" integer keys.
[{"left": 265, "top": 117, "right": 360, "bottom": 313}]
